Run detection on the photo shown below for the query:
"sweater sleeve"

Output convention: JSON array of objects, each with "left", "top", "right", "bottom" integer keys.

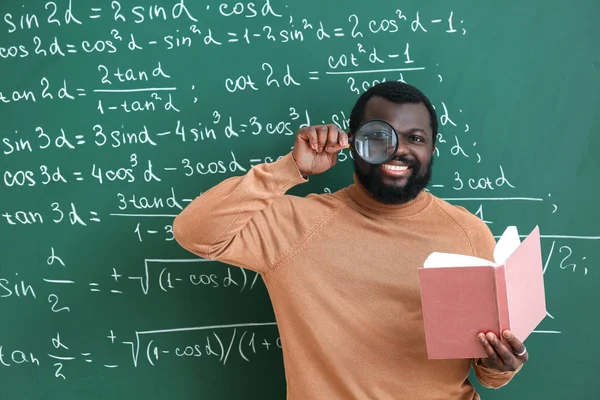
[
  {"left": 472, "top": 359, "right": 523, "bottom": 389},
  {"left": 467, "top": 218, "right": 523, "bottom": 388},
  {"left": 173, "top": 152, "right": 315, "bottom": 274}
]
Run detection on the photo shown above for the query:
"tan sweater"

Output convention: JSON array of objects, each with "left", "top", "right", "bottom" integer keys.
[{"left": 173, "top": 152, "right": 521, "bottom": 399}]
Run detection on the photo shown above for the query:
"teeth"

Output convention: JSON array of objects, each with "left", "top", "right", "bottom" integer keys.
[{"left": 383, "top": 164, "right": 408, "bottom": 171}]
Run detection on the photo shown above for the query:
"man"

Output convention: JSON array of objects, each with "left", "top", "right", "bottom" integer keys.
[{"left": 173, "top": 81, "right": 528, "bottom": 399}]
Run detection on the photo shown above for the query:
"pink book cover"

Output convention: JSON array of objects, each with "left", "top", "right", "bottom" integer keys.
[{"left": 418, "top": 226, "right": 546, "bottom": 359}]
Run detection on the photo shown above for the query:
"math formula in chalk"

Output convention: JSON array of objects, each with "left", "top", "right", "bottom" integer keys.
[{"left": 0, "top": 1, "right": 595, "bottom": 395}]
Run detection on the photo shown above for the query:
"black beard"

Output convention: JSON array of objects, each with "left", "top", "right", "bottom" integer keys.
[{"left": 354, "top": 156, "right": 433, "bottom": 205}]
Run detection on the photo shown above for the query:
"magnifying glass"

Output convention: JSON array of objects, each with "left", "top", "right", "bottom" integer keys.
[{"left": 348, "top": 119, "right": 398, "bottom": 164}]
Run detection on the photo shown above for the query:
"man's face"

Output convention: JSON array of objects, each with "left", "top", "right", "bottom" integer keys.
[{"left": 353, "top": 97, "right": 436, "bottom": 204}]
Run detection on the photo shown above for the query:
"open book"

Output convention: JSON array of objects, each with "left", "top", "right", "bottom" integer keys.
[{"left": 418, "top": 226, "right": 547, "bottom": 359}]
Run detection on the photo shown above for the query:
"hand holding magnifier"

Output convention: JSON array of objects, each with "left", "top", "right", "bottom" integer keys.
[{"left": 292, "top": 121, "right": 400, "bottom": 178}]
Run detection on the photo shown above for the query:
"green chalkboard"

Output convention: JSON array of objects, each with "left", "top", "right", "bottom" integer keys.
[{"left": 1, "top": 0, "right": 598, "bottom": 399}]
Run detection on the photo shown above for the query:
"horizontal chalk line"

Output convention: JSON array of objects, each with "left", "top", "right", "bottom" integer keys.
[{"left": 138, "top": 322, "right": 277, "bottom": 336}]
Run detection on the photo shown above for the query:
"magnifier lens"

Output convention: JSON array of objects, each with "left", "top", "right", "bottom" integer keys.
[{"left": 354, "top": 121, "right": 397, "bottom": 164}]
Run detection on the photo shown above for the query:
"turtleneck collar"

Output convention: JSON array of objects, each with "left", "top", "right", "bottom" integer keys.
[{"left": 343, "top": 174, "right": 432, "bottom": 218}]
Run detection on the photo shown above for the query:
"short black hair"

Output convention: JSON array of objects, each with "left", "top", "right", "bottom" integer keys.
[{"left": 349, "top": 81, "right": 438, "bottom": 143}]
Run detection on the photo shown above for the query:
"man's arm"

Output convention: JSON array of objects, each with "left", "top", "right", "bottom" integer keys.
[
  {"left": 173, "top": 152, "right": 309, "bottom": 274},
  {"left": 466, "top": 218, "right": 527, "bottom": 388},
  {"left": 173, "top": 125, "right": 349, "bottom": 274}
]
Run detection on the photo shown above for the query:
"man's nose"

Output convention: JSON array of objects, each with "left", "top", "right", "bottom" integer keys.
[{"left": 393, "top": 136, "right": 410, "bottom": 157}]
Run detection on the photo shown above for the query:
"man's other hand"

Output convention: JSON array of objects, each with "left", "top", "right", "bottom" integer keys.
[
  {"left": 477, "top": 330, "right": 528, "bottom": 372},
  {"left": 292, "top": 124, "right": 350, "bottom": 177}
]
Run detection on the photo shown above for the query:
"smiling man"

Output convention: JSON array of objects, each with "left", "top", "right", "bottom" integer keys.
[
  {"left": 173, "top": 81, "right": 528, "bottom": 399},
  {"left": 351, "top": 95, "right": 435, "bottom": 205}
]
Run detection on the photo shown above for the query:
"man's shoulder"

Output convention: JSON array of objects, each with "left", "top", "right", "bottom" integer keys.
[
  {"left": 429, "top": 193, "right": 496, "bottom": 258},
  {"left": 275, "top": 187, "right": 348, "bottom": 212},
  {"left": 429, "top": 193, "right": 489, "bottom": 232}
]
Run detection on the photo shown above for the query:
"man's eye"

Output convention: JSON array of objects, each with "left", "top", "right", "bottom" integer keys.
[
  {"left": 410, "top": 136, "right": 424, "bottom": 142},
  {"left": 368, "top": 131, "right": 391, "bottom": 139}
]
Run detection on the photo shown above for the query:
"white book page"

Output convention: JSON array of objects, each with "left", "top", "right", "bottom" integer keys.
[
  {"left": 494, "top": 226, "right": 521, "bottom": 265},
  {"left": 423, "top": 252, "right": 497, "bottom": 268}
]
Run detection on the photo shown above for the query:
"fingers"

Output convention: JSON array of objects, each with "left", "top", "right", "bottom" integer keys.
[
  {"left": 477, "top": 333, "right": 502, "bottom": 366},
  {"left": 316, "top": 125, "right": 328, "bottom": 152},
  {"left": 325, "top": 125, "right": 349, "bottom": 152},
  {"left": 297, "top": 125, "right": 349, "bottom": 153},
  {"left": 297, "top": 126, "right": 319, "bottom": 151},
  {"left": 502, "top": 330, "right": 529, "bottom": 361},
  {"left": 484, "top": 332, "right": 516, "bottom": 365},
  {"left": 478, "top": 331, "right": 528, "bottom": 372}
]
